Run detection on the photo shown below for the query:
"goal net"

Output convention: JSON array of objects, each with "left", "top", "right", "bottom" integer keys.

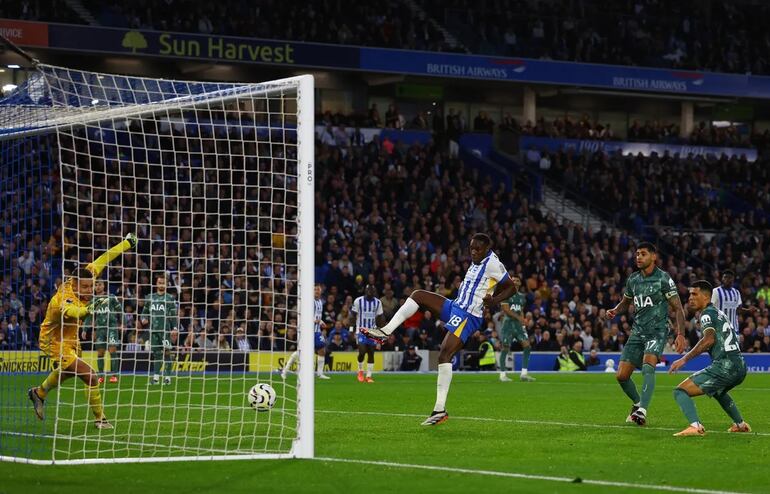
[{"left": 0, "top": 64, "right": 315, "bottom": 464}]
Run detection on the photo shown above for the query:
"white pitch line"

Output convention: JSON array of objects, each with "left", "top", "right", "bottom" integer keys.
[
  {"left": 0, "top": 432, "right": 756, "bottom": 493},
  {"left": 0, "top": 433, "right": 758, "bottom": 493},
  {"left": 316, "top": 409, "right": 770, "bottom": 437},
  {"left": 315, "top": 457, "right": 752, "bottom": 494},
  {"left": 0, "top": 430, "right": 278, "bottom": 458},
  {"left": 1, "top": 429, "right": 213, "bottom": 455}
]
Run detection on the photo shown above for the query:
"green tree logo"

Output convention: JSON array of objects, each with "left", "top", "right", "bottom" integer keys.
[{"left": 122, "top": 31, "right": 148, "bottom": 53}]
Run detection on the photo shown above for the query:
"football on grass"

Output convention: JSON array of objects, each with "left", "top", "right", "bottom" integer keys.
[{"left": 248, "top": 383, "right": 277, "bottom": 411}]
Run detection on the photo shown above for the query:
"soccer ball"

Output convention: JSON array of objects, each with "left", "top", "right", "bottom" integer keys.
[{"left": 248, "top": 383, "right": 277, "bottom": 411}]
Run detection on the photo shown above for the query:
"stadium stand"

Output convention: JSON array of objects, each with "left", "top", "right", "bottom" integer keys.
[
  {"left": 530, "top": 149, "right": 770, "bottom": 232},
  {"left": 15, "top": 0, "right": 770, "bottom": 74},
  {"left": 81, "top": 0, "right": 456, "bottom": 52},
  {"left": 6, "top": 117, "right": 768, "bottom": 358},
  {"left": 0, "top": 0, "right": 82, "bottom": 25},
  {"left": 418, "top": 0, "right": 770, "bottom": 74},
  {"left": 1, "top": 0, "right": 769, "bottom": 362}
]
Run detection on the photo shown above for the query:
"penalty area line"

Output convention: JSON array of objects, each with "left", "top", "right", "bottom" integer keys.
[{"left": 314, "top": 457, "right": 751, "bottom": 494}]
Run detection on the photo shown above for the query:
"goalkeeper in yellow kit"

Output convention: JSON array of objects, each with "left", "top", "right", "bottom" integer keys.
[{"left": 28, "top": 233, "right": 137, "bottom": 430}]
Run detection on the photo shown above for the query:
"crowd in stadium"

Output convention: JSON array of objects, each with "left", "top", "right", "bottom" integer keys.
[
  {"left": 82, "top": 0, "right": 454, "bottom": 52},
  {"left": 3, "top": 121, "right": 770, "bottom": 359},
  {"left": 312, "top": 135, "right": 770, "bottom": 355},
  {"left": 532, "top": 148, "right": 770, "bottom": 232},
  {"left": 420, "top": 0, "right": 770, "bottom": 74},
  {"left": 319, "top": 107, "right": 763, "bottom": 153},
  {"left": 1, "top": 0, "right": 82, "bottom": 25},
  {"left": 13, "top": 0, "right": 770, "bottom": 75}
]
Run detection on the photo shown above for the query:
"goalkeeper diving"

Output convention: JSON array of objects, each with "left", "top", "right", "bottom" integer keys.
[{"left": 28, "top": 233, "right": 137, "bottom": 430}]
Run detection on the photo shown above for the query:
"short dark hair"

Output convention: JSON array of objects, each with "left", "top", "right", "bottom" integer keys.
[
  {"left": 472, "top": 233, "right": 491, "bottom": 246},
  {"left": 637, "top": 242, "right": 657, "bottom": 253},
  {"left": 723, "top": 269, "right": 735, "bottom": 277},
  {"left": 691, "top": 280, "right": 713, "bottom": 296},
  {"left": 74, "top": 267, "right": 93, "bottom": 280},
  {"left": 155, "top": 272, "right": 167, "bottom": 282}
]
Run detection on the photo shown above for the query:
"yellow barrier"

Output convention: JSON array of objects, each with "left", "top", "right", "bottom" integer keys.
[
  {"left": 1, "top": 350, "right": 384, "bottom": 373},
  {"left": 0, "top": 350, "right": 108, "bottom": 372},
  {"left": 0, "top": 351, "right": 56, "bottom": 372},
  {"left": 248, "top": 351, "right": 384, "bottom": 372}
]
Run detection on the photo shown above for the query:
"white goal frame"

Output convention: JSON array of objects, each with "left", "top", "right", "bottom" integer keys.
[{"left": 0, "top": 67, "right": 315, "bottom": 464}]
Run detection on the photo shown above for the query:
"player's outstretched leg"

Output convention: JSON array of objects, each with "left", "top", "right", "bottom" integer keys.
[
  {"left": 422, "top": 332, "right": 463, "bottom": 426},
  {"left": 379, "top": 290, "right": 451, "bottom": 425},
  {"left": 673, "top": 378, "right": 705, "bottom": 436},
  {"left": 381, "top": 296, "right": 420, "bottom": 334},
  {"left": 368, "top": 290, "right": 446, "bottom": 341},
  {"left": 616, "top": 361, "right": 641, "bottom": 424},
  {"left": 282, "top": 351, "right": 299, "bottom": 380}
]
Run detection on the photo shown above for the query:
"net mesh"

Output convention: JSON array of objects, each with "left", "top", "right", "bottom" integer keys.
[{"left": 0, "top": 64, "right": 312, "bottom": 463}]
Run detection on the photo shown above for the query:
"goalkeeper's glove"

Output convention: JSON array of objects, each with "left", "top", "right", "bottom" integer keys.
[
  {"left": 63, "top": 297, "right": 106, "bottom": 319},
  {"left": 125, "top": 232, "right": 138, "bottom": 249},
  {"left": 62, "top": 303, "right": 89, "bottom": 319}
]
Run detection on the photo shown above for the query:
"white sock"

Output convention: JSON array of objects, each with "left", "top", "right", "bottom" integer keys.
[
  {"left": 382, "top": 298, "right": 420, "bottom": 334},
  {"left": 521, "top": 368, "right": 528, "bottom": 376},
  {"left": 284, "top": 351, "right": 299, "bottom": 372},
  {"left": 638, "top": 407, "right": 647, "bottom": 415},
  {"left": 357, "top": 361, "right": 364, "bottom": 371},
  {"left": 433, "top": 363, "right": 453, "bottom": 412},
  {"left": 500, "top": 371, "right": 506, "bottom": 378},
  {"left": 153, "top": 374, "right": 160, "bottom": 381},
  {"left": 366, "top": 363, "right": 374, "bottom": 378},
  {"left": 316, "top": 355, "right": 325, "bottom": 375},
  {"left": 691, "top": 421, "right": 701, "bottom": 428}
]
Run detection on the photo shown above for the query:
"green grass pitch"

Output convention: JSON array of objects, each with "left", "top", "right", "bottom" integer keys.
[{"left": 1, "top": 372, "right": 769, "bottom": 494}]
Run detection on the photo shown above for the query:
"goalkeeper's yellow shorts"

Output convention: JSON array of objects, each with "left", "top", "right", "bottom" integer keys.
[{"left": 39, "top": 341, "right": 81, "bottom": 370}]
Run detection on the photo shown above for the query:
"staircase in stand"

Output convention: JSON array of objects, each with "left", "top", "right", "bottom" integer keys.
[{"left": 64, "top": 0, "right": 98, "bottom": 25}]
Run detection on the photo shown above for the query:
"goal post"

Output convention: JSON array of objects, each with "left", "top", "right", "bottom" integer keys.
[
  {"left": 294, "top": 74, "right": 315, "bottom": 460},
  {"left": 0, "top": 64, "right": 314, "bottom": 464}
]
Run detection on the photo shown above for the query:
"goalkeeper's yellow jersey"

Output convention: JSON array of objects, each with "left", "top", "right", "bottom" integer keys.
[
  {"left": 38, "top": 238, "right": 132, "bottom": 352},
  {"left": 39, "top": 279, "right": 87, "bottom": 351}
]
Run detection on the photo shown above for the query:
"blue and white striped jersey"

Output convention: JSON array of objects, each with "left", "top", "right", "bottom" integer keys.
[
  {"left": 352, "top": 296, "right": 383, "bottom": 330},
  {"left": 453, "top": 251, "right": 509, "bottom": 318},
  {"left": 314, "top": 298, "right": 324, "bottom": 333},
  {"left": 712, "top": 285, "right": 741, "bottom": 333}
]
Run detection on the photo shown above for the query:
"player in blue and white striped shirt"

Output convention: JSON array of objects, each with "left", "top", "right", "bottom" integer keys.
[
  {"left": 281, "top": 285, "right": 331, "bottom": 380},
  {"left": 363, "top": 233, "right": 516, "bottom": 426},
  {"left": 712, "top": 270, "right": 756, "bottom": 335},
  {"left": 352, "top": 285, "right": 385, "bottom": 383}
]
